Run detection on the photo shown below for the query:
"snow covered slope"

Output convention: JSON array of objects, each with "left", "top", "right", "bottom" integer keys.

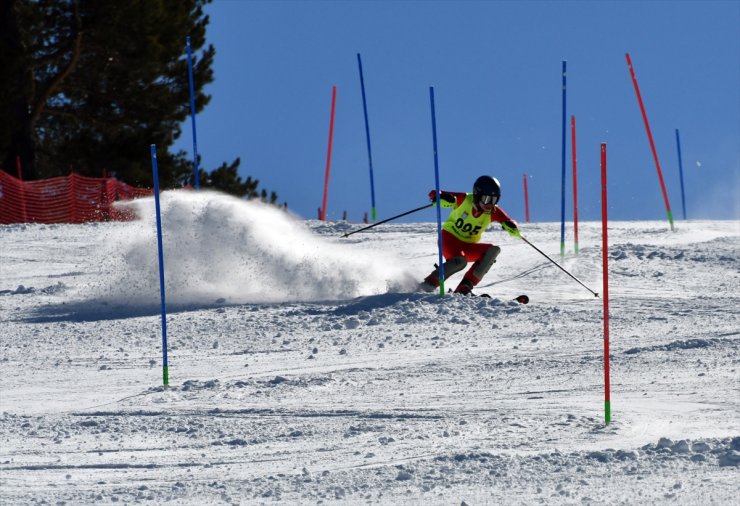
[{"left": 1, "top": 191, "right": 738, "bottom": 504}]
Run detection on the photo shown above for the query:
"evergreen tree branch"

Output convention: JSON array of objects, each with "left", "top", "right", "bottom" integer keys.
[{"left": 29, "top": 0, "right": 83, "bottom": 128}]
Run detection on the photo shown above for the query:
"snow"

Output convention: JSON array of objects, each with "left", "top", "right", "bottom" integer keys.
[{"left": 1, "top": 190, "right": 738, "bottom": 505}]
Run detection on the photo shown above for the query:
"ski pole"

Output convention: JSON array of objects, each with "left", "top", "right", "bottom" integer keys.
[
  {"left": 341, "top": 203, "right": 434, "bottom": 238},
  {"left": 520, "top": 235, "right": 599, "bottom": 297}
]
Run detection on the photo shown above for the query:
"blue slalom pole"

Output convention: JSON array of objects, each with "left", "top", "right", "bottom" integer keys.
[
  {"left": 357, "top": 53, "right": 377, "bottom": 222},
  {"left": 560, "top": 60, "right": 567, "bottom": 258},
  {"left": 675, "top": 129, "right": 687, "bottom": 220},
  {"left": 186, "top": 36, "right": 200, "bottom": 190},
  {"left": 429, "top": 87, "right": 445, "bottom": 297},
  {"left": 150, "top": 145, "right": 169, "bottom": 386}
]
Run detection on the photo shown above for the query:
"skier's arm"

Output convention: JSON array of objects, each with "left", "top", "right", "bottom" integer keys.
[
  {"left": 490, "top": 206, "right": 514, "bottom": 223},
  {"left": 501, "top": 220, "right": 521, "bottom": 238},
  {"left": 491, "top": 207, "right": 521, "bottom": 237},
  {"left": 428, "top": 190, "right": 466, "bottom": 208}
]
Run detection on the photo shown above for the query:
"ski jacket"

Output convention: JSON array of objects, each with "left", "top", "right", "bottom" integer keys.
[{"left": 439, "top": 192, "right": 513, "bottom": 243}]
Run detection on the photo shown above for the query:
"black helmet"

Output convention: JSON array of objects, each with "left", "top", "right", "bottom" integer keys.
[{"left": 473, "top": 175, "right": 501, "bottom": 206}]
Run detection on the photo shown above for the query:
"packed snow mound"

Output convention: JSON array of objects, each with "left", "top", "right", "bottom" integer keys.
[{"left": 95, "top": 190, "right": 417, "bottom": 307}]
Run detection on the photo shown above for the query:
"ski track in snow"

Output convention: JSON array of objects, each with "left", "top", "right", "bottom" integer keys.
[{"left": 1, "top": 191, "right": 738, "bottom": 505}]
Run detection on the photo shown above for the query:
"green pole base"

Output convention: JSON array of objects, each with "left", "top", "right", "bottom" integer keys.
[
  {"left": 163, "top": 366, "right": 169, "bottom": 386},
  {"left": 605, "top": 399, "right": 611, "bottom": 425},
  {"left": 438, "top": 280, "right": 445, "bottom": 297},
  {"left": 574, "top": 242, "right": 579, "bottom": 255},
  {"left": 667, "top": 210, "right": 675, "bottom": 232}
]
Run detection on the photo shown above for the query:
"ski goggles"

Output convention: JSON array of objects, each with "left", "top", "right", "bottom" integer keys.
[{"left": 479, "top": 194, "right": 499, "bottom": 205}]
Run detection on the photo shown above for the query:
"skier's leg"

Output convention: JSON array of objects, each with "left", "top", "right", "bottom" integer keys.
[
  {"left": 421, "top": 255, "right": 467, "bottom": 291},
  {"left": 420, "top": 231, "right": 469, "bottom": 291},
  {"left": 454, "top": 244, "right": 500, "bottom": 294}
]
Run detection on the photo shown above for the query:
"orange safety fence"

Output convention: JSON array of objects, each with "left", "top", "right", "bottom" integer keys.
[{"left": 0, "top": 171, "right": 153, "bottom": 224}]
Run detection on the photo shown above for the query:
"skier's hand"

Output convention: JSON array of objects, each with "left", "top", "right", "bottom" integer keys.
[
  {"left": 502, "top": 220, "right": 521, "bottom": 238},
  {"left": 441, "top": 192, "right": 456, "bottom": 204},
  {"left": 429, "top": 190, "right": 455, "bottom": 204}
]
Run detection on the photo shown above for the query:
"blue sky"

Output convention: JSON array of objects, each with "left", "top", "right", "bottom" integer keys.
[{"left": 174, "top": 0, "right": 740, "bottom": 224}]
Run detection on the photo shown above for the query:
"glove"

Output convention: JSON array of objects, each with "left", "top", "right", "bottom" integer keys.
[
  {"left": 502, "top": 220, "right": 521, "bottom": 238},
  {"left": 428, "top": 190, "right": 455, "bottom": 204}
]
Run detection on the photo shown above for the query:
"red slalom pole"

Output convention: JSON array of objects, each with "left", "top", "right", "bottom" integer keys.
[
  {"left": 571, "top": 116, "right": 579, "bottom": 254},
  {"left": 320, "top": 85, "right": 337, "bottom": 221},
  {"left": 625, "top": 53, "right": 675, "bottom": 231},
  {"left": 601, "top": 143, "right": 611, "bottom": 425},
  {"left": 523, "top": 173, "right": 530, "bottom": 223}
]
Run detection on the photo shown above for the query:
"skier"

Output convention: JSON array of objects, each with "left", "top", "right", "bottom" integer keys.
[{"left": 421, "top": 175, "right": 521, "bottom": 295}]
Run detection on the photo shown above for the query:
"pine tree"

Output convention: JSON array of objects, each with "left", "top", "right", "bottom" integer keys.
[{"left": 0, "top": 0, "right": 278, "bottom": 201}]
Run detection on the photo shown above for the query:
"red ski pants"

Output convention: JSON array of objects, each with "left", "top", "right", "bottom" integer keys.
[{"left": 441, "top": 230, "right": 493, "bottom": 262}]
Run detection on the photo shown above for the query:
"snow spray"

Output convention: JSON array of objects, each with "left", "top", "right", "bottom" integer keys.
[
  {"left": 429, "top": 87, "right": 445, "bottom": 297},
  {"left": 625, "top": 53, "right": 675, "bottom": 231},
  {"left": 357, "top": 54, "right": 377, "bottom": 222},
  {"left": 104, "top": 191, "right": 415, "bottom": 307},
  {"left": 150, "top": 145, "right": 169, "bottom": 386},
  {"left": 601, "top": 143, "right": 611, "bottom": 425},
  {"left": 320, "top": 85, "right": 337, "bottom": 221}
]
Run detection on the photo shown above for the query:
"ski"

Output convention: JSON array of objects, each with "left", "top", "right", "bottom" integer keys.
[
  {"left": 454, "top": 291, "right": 529, "bottom": 304},
  {"left": 480, "top": 293, "right": 528, "bottom": 304},
  {"left": 427, "top": 286, "right": 529, "bottom": 304}
]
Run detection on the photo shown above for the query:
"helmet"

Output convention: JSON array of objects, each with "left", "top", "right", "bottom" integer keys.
[{"left": 473, "top": 175, "right": 501, "bottom": 206}]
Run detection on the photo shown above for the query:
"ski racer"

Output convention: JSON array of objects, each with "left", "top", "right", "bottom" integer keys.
[{"left": 420, "top": 175, "right": 521, "bottom": 295}]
